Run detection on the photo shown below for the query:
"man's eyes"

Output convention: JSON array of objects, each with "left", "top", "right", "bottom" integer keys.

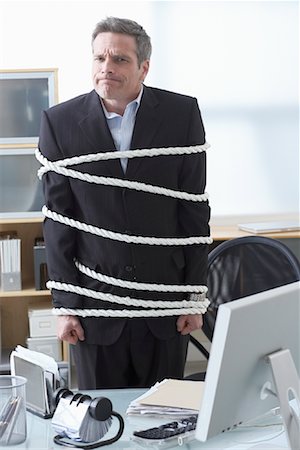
[
  {"left": 116, "top": 57, "right": 127, "bottom": 62},
  {"left": 94, "top": 56, "right": 129, "bottom": 63}
]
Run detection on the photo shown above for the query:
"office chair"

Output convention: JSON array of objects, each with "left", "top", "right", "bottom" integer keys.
[{"left": 186, "top": 235, "right": 300, "bottom": 380}]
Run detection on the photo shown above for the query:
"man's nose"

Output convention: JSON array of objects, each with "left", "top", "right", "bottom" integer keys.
[{"left": 101, "top": 57, "right": 114, "bottom": 73}]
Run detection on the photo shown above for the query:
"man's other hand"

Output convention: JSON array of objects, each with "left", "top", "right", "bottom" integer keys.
[
  {"left": 176, "top": 314, "right": 203, "bottom": 335},
  {"left": 57, "top": 315, "right": 85, "bottom": 344}
]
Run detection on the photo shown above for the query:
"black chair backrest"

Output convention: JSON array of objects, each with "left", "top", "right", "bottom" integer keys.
[{"left": 203, "top": 236, "right": 300, "bottom": 341}]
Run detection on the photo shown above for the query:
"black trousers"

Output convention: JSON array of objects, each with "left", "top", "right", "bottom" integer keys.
[{"left": 71, "top": 319, "right": 189, "bottom": 389}]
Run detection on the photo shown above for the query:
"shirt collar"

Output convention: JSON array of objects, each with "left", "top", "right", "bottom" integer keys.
[{"left": 101, "top": 86, "right": 144, "bottom": 119}]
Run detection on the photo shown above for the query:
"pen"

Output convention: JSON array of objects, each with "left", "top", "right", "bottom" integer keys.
[
  {"left": 5, "top": 396, "right": 24, "bottom": 444},
  {"left": 0, "top": 396, "right": 18, "bottom": 439}
]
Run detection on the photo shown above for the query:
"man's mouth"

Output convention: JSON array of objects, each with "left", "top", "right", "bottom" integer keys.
[{"left": 99, "top": 77, "right": 120, "bottom": 83}]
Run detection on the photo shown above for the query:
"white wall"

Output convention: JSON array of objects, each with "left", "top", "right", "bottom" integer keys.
[{"left": 0, "top": 0, "right": 298, "bottom": 219}]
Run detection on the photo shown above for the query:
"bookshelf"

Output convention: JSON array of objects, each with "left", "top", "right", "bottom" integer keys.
[
  {"left": 0, "top": 68, "right": 59, "bottom": 371},
  {"left": 0, "top": 217, "right": 51, "bottom": 371},
  {"left": 1, "top": 215, "right": 299, "bottom": 373}
]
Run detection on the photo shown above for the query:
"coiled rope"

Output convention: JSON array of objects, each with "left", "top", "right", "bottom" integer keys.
[
  {"left": 42, "top": 205, "right": 212, "bottom": 246},
  {"left": 47, "top": 281, "right": 209, "bottom": 310},
  {"left": 36, "top": 142, "right": 210, "bottom": 170},
  {"left": 35, "top": 147, "right": 209, "bottom": 202},
  {"left": 38, "top": 143, "right": 211, "bottom": 317},
  {"left": 52, "top": 306, "right": 209, "bottom": 318},
  {"left": 74, "top": 260, "right": 208, "bottom": 293}
]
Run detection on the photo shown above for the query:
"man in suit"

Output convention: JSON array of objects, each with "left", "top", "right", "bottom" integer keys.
[{"left": 38, "top": 17, "right": 210, "bottom": 389}]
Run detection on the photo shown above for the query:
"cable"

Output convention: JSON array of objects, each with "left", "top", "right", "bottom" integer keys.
[{"left": 53, "top": 411, "right": 124, "bottom": 448}]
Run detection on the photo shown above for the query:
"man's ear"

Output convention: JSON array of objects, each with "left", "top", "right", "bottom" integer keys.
[{"left": 140, "top": 60, "right": 150, "bottom": 82}]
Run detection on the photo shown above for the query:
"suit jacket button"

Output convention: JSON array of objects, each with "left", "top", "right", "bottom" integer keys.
[{"left": 125, "top": 265, "right": 133, "bottom": 272}]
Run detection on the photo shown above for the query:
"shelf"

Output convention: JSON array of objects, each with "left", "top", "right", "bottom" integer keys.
[
  {"left": 0, "top": 217, "right": 43, "bottom": 225},
  {"left": 0, "top": 288, "right": 50, "bottom": 299}
]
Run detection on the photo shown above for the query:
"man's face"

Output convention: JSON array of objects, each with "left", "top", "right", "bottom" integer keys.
[{"left": 92, "top": 32, "right": 149, "bottom": 112}]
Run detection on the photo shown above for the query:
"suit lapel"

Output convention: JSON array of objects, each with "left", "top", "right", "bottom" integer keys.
[
  {"left": 78, "top": 90, "right": 123, "bottom": 178},
  {"left": 78, "top": 88, "right": 162, "bottom": 179},
  {"left": 127, "top": 86, "right": 161, "bottom": 177}
]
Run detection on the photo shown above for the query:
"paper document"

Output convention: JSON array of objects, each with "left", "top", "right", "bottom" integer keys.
[{"left": 126, "top": 379, "right": 204, "bottom": 417}]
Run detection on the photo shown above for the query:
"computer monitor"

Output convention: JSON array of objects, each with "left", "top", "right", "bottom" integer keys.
[
  {"left": 0, "top": 68, "right": 58, "bottom": 147},
  {"left": 0, "top": 148, "right": 44, "bottom": 219},
  {"left": 196, "top": 281, "right": 300, "bottom": 448}
]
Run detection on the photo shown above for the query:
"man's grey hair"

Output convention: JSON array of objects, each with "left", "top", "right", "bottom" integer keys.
[{"left": 92, "top": 17, "right": 152, "bottom": 66}]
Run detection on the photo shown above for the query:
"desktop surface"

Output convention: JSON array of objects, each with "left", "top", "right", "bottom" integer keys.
[{"left": 18, "top": 388, "right": 290, "bottom": 449}]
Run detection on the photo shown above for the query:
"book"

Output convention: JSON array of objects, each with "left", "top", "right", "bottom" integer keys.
[{"left": 238, "top": 220, "right": 300, "bottom": 234}]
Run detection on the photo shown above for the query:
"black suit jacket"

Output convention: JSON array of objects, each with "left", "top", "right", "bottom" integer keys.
[{"left": 39, "top": 85, "right": 210, "bottom": 344}]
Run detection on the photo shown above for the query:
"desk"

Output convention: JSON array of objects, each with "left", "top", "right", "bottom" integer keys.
[
  {"left": 211, "top": 224, "right": 300, "bottom": 241},
  {"left": 210, "top": 219, "right": 300, "bottom": 262},
  {"left": 17, "top": 389, "right": 290, "bottom": 449}
]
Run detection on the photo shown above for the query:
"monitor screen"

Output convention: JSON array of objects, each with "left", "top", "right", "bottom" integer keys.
[
  {"left": 0, "top": 69, "right": 57, "bottom": 147},
  {"left": 196, "top": 281, "right": 300, "bottom": 443},
  {"left": 0, "top": 149, "right": 44, "bottom": 219}
]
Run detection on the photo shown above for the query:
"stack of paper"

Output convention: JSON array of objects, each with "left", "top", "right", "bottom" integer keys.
[
  {"left": 126, "top": 379, "right": 204, "bottom": 417},
  {"left": 10, "top": 346, "right": 60, "bottom": 418}
]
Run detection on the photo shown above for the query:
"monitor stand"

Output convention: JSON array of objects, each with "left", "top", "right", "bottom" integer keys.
[{"left": 267, "top": 349, "right": 300, "bottom": 450}]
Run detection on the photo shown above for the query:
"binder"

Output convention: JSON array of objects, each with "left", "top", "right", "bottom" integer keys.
[{"left": 0, "top": 238, "right": 21, "bottom": 291}]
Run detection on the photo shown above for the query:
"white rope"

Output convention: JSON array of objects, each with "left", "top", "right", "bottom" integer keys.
[
  {"left": 41, "top": 164, "right": 208, "bottom": 202},
  {"left": 53, "top": 307, "right": 207, "bottom": 317},
  {"left": 36, "top": 149, "right": 209, "bottom": 202},
  {"left": 75, "top": 260, "right": 208, "bottom": 293},
  {"left": 36, "top": 142, "right": 210, "bottom": 169},
  {"left": 47, "top": 280, "right": 209, "bottom": 311},
  {"left": 53, "top": 307, "right": 208, "bottom": 318},
  {"left": 43, "top": 206, "right": 213, "bottom": 246},
  {"left": 39, "top": 143, "right": 211, "bottom": 318}
]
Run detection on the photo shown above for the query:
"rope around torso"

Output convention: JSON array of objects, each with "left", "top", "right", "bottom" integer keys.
[{"left": 38, "top": 143, "right": 211, "bottom": 317}]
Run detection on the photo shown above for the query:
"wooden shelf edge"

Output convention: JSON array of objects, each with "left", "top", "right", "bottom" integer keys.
[
  {"left": 0, "top": 288, "right": 51, "bottom": 298},
  {"left": 0, "top": 217, "right": 43, "bottom": 225}
]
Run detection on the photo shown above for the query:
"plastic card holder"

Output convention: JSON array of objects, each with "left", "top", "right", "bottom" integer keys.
[
  {"left": 52, "top": 396, "right": 112, "bottom": 443},
  {"left": 52, "top": 397, "right": 89, "bottom": 440}
]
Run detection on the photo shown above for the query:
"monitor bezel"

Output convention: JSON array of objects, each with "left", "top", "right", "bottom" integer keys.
[
  {"left": 0, "top": 68, "right": 58, "bottom": 148},
  {"left": 196, "top": 281, "right": 300, "bottom": 442},
  {"left": 0, "top": 147, "right": 44, "bottom": 219}
]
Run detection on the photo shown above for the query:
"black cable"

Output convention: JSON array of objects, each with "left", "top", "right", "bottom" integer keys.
[{"left": 53, "top": 411, "right": 125, "bottom": 449}]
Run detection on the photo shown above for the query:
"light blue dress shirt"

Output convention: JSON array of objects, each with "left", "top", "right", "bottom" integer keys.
[{"left": 101, "top": 87, "right": 143, "bottom": 172}]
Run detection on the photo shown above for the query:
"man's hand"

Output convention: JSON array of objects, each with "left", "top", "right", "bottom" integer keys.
[
  {"left": 57, "top": 315, "right": 85, "bottom": 344},
  {"left": 177, "top": 314, "right": 203, "bottom": 335}
]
